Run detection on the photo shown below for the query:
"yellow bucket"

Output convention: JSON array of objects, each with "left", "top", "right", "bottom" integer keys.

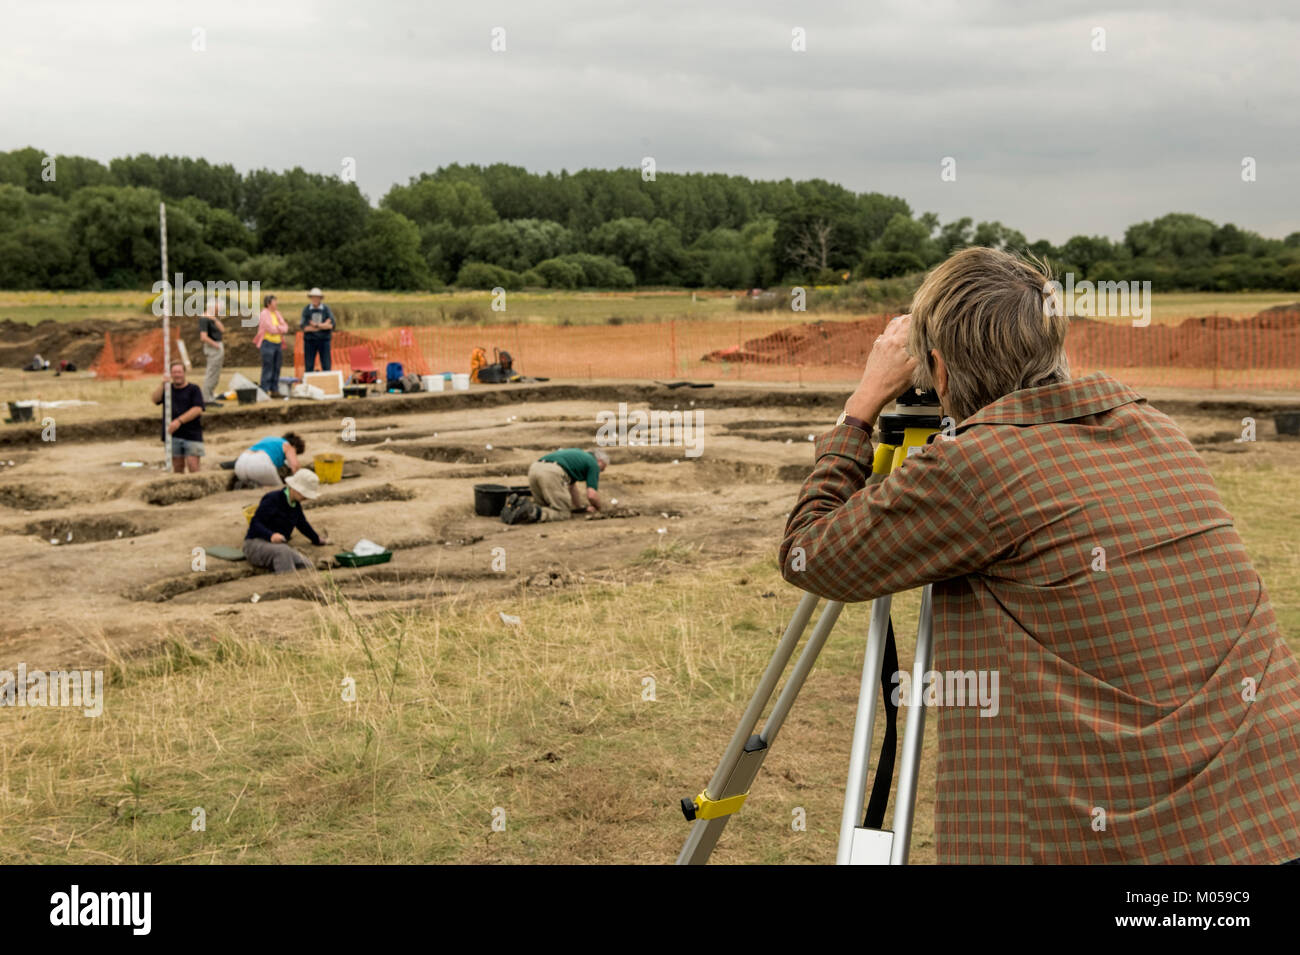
[
  {"left": 243, "top": 503, "right": 257, "bottom": 523},
  {"left": 313, "top": 453, "right": 344, "bottom": 484}
]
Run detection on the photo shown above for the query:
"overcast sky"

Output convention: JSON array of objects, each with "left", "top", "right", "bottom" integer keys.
[{"left": 2, "top": 0, "right": 1297, "bottom": 243}]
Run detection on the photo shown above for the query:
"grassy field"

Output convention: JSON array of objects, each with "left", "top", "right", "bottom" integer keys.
[
  {"left": 1, "top": 451, "right": 1294, "bottom": 865},
  {"left": 0, "top": 288, "right": 1293, "bottom": 328},
  {"left": 0, "top": 289, "right": 743, "bottom": 328},
  {"left": 0, "top": 554, "right": 917, "bottom": 864}
]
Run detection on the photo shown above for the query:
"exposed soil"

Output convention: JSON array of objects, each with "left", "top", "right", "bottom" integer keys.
[
  {"left": 0, "top": 387, "right": 825, "bottom": 666},
  {"left": 0, "top": 316, "right": 268, "bottom": 371},
  {"left": 0, "top": 380, "right": 842, "bottom": 448},
  {"left": 21, "top": 514, "right": 158, "bottom": 544},
  {"left": 0, "top": 379, "right": 1296, "bottom": 669},
  {"left": 702, "top": 308, "right": 1300, "bottom": 372}
]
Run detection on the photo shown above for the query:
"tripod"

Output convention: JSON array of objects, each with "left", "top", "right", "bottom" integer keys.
[{"left": 676, "top": 389, "right": 944, "bottom": 865}]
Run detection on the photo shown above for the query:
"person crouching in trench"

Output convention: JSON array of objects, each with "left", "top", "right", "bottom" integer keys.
[{"left": 243, "top": 469, "right": 332, "bottom": 572}]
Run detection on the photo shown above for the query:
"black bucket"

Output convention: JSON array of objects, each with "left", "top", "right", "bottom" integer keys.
[
  {"left": 474, "top": 483, "right": 512, "bottom": 517},
  {"left": 1276, "top": 412, "right": 1300, "bottom": 436},
  {"left": 235, "top": 387, "right": 259, "bottom": 405},
  {"left": 7, "top": 402, "right": 34, "bottom": 423}
]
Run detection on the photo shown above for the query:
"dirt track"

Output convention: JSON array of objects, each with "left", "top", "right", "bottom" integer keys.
[{"left": 1, "top": 380, "right": 1297, "bottom": 668}]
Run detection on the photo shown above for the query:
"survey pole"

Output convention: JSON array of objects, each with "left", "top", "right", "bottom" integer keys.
[{"left": 160, "top": 203, "right": 172, "bottom": 470}]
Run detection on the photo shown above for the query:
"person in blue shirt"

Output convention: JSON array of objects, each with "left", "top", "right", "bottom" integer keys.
[
  {"left": 242, "top": 469, "right": 331, "bottom": 573},
  {"left": 234, "top": 432, "right": 306, "bottom": 487},
  {"left": 301, "top": 287, "right": 336, "bottom": 372}
]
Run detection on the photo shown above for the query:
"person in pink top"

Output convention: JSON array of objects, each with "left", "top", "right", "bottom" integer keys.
[{"left": 253, "top": 294, "right": 290, "bottom": 397}]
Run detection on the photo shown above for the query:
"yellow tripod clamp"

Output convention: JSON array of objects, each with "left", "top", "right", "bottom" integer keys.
[{"left": 686, "top": 789, "right": 748, "bottom": 821}]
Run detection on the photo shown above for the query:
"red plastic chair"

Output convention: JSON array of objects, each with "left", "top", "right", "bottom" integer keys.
[{"left": 348, "top": 345, "right": 378, "bottom": 384}]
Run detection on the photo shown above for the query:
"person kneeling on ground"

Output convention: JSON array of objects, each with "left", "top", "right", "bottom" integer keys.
[
  {"left": 505, "top": 448, "right": 609, "bottom": 524},
  {"left": 243, "top": 469, "right": 331, "bottom": 572},
  {"left": 234, "top": 432, "right": 306, "bottom": 487}
]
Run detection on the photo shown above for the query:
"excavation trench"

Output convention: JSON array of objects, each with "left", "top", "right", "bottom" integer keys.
[
  {"left": 19, "top": 514, "right": 159, "bottom": 544},
  {"left": 124, "top": 532, "right": 478, "bottom": 602}
]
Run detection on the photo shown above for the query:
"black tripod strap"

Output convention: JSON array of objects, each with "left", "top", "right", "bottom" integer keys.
[{"left": 863, "top": 618, "right": 899, "bottom": 830}]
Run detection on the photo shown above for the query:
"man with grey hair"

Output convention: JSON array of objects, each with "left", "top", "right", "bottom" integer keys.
[
  {"left": 504, "top": 447, "right": 608, "bottom": 523},
  {"left": 780, "top": 246, "right": 1300, "bottom": 865}
]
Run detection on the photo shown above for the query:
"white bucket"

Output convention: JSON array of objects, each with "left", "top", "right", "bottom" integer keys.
[
  {"left": 422, "top": 375, "right": 444, "bottom": 392},
  {"left": 451, "top": 373, "right": 470, "bottom": 391}
]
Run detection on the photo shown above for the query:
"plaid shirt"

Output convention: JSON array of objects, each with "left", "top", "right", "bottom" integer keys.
[{"left": 782, "top": 372, "right": 1300, "bottom": 863}]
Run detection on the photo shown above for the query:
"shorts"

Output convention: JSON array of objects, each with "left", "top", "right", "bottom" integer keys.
[{"left": 170, "top": 437, "right": 205, "bottom": 457}]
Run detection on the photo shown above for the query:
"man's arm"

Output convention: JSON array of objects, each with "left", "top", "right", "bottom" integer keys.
[
  {"left": 780, "top": 427, "right": 1002, "bottom": 603},
  {"left": 170, "top": 405, "right": 202, "bottom": 430},
  {"left": 779, "top": 312, "right": 1001, "bottom": 602},
  {"left": 169, "top": 388, "right": 204, "bottom": 428},
  {"left": 320, "top": 305, "right": 334, "bottom": 330}
]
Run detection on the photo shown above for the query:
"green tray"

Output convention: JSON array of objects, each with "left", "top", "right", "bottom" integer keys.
[{"left": 334, "top": 550, "right": 393, "bottom": 567}]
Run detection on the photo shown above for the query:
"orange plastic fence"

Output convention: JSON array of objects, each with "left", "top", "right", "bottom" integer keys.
[
  {"left": 92, "top": 313, "right": 1300, "bottom": 391},
  {"left": 290, "top": 314, "right": 1300, "bottom": 391},
  {"left": 90, "top": 328, "right": 183, "bottom": 379}
]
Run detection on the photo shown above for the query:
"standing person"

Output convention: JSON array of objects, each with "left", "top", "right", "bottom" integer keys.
[
  {"left": 242, "top": 469, "right": 331, "bottom": 573},
  {"left": 233, "top": 432, "right": 306, "bottom": 487},
  {"left": 198, "top": 296, "right": 226, "bottom": 402},
  {"left": 301, "top": 287, "right": 335, "bottom": 372},
  {"left": 253, "top": 294, "right": 289, "bottom": 398},
  {"left": 150, "top": 360, "right": 205, "bottom": 473},
  {"left": 780, "top": 246, "right": 1300, "bottom": 864},
  {"left": 504, "top": 448, "right": 608, "bottom": 523}
]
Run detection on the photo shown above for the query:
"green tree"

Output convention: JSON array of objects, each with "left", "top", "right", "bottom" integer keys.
[
  {"left": 532, "top": 257, "right": 585, "bottom": 289},
  {"left": 937, "top": 217, "right": 973, "bottom": 255},
  {"left": 1124, "top": 213, "right": 1216, "bottom": 259},
  {"left": 381, "top": 178, "right": 498, "bottom": 228},
  {"left": 340, "top": 209, "right": 433, "bottom": 290},
  {"left": 68, "top": 185, "right": 203, "bottom": 287},
  {"left": 250, "top": 168, "right": 369, "bottom": 254},
  {"left": 465, "top": 218, "right": 575, "bottom": 272}
]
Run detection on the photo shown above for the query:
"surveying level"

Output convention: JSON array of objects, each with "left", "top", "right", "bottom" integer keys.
[{"left": 677, "top": 388, "right": 944, "bottom": 865}]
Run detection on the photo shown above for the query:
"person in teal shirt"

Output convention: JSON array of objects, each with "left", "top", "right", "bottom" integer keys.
[{"left": 234, "top": 432, "right": 306, "bottom": 487}]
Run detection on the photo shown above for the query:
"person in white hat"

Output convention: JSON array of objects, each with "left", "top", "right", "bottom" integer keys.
[
  {"left": 242, "top": 468, "right": 331, "bottom": 572},
  {"left": 301, "top": 287, "right": 335, "bottom": 373}
]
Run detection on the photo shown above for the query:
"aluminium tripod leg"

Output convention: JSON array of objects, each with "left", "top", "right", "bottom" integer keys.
[
  {"left": 676, "top": 592, "right": 844, "bottom": 865},
  {"left": 889, "top": 584, "right": 933, "bottom": 864},
  {"left": 837, "top": 584, "right": 934, "bottom": 864},
  {"left": 837, "top": 593, "right": 893, "bottom": 863}
]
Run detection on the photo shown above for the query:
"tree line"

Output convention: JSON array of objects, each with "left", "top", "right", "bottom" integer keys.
[{"left": 2, "top": 146, "right": 1298, "bottom": 293}]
